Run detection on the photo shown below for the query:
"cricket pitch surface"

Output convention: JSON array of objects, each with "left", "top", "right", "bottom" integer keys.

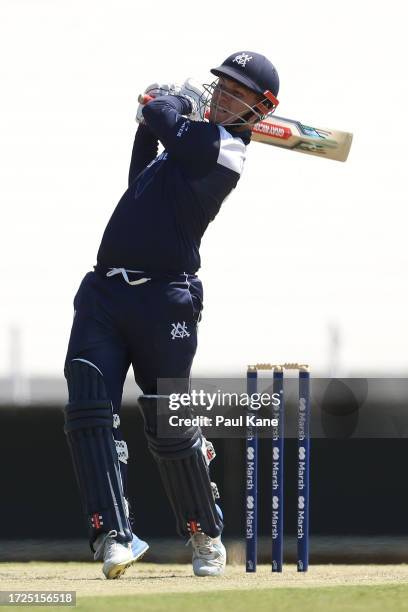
[{"left": 1, "top": 563, "right": 407, "bottom": 596}]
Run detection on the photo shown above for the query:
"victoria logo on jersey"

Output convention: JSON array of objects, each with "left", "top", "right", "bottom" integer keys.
[
  {"left": 170, "top": 321, "right": 190, "bottom": 339},
  {"left": 233, "top": 53, "right": 253, "bottom": 68}
]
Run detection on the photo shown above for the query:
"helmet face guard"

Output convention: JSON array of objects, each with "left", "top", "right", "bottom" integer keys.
[
  {"left": 205, "top": 51, "right": 280, "bottom": 127},
  {"left": 199, "top": 79, "right": 279, "bottom": 128}
]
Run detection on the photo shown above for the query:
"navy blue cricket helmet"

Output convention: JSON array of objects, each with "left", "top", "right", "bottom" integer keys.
[{"left": 211, "top": 51, "right": 280, "bottom": 99}]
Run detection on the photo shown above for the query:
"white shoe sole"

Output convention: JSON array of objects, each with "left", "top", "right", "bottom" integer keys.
[
  {"left": 103, "top": 543, "right": 149, "bottom": 580},
  {"left": 193, "top": 566, "right": 225, "bottom": 577}
]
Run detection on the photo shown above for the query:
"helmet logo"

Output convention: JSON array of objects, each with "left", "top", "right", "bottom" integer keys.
[{"left": 233, "top": 53, "right": 253, "bottom": 68}]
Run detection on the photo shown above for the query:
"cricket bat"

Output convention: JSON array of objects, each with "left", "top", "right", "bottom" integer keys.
[
  {"left": 251, "top": 116, "right": 353, "bottom": 162},
  {"left": 138, "top": 94, "right": 353, "bottom": 162}
]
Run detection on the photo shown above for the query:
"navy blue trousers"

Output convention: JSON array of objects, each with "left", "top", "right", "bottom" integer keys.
[{"left": 64, "top": 266, "right": 203, "bottom": 497}]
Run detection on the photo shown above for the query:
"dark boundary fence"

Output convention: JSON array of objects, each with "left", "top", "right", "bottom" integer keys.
[{"left": 0, "top": 404, "right": 407, "bottom": 542}]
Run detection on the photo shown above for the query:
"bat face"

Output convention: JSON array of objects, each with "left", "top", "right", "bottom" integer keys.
[{"left": 251, "top": 116, "right": 353, "bottom": 162}]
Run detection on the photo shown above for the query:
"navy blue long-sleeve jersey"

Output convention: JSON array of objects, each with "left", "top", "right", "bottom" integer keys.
[{"left": 96, "top": 95, "right": 251, "bottom": 274}]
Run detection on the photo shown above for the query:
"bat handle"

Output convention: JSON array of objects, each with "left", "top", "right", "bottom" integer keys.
[{"left": 138, "top": 94, "right": 154, "bottom": 104}]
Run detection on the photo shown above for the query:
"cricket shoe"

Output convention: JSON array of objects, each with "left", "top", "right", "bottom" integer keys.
[
  {"left": 190, "top": 533, "right": 226, "bottom": 577},
  {"left": 93, "top": 529, "right": 149, "bottom": 579}
]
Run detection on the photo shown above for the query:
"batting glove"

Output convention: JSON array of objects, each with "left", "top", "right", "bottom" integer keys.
[
  {"left": 135, "top": 82, "right": 182, "bottom": 123},
  {"left": 179, "top": 78, "right": 206, "bottom": 121}
]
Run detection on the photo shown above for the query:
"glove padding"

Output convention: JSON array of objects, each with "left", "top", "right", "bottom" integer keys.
[
  {"left": 136, "top": 82, "right": 182, "bottom": 123},
  {"left": 179, "top": 78, "right": 206, "bottom": 121}
]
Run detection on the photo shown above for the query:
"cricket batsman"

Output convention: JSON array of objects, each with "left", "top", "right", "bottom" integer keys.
[{"left": 63, "top": 51, "right": 279, "bottom": 579}]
